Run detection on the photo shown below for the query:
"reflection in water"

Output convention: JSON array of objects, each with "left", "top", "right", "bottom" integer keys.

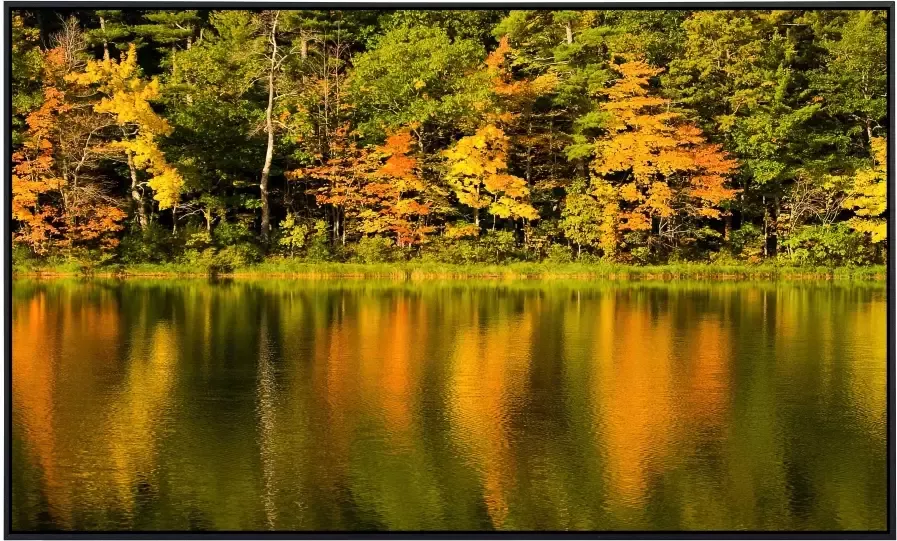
[{"left": 11, "top": 279, "right": 887, "bottom": 531}]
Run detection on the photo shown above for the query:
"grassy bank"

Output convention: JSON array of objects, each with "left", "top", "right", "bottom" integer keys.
[{"left": 13, "top": 259, "right": 887, "bottom": 281}]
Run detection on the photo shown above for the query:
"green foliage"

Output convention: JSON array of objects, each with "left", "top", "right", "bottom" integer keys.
[
  {"left": 781, "top": 224, "right": 873, "bottom": 267},
  {"left": 352, "top": 236, "right": 405, "bottom": 264},
  {"left": 422, "top": 231, "right": 519, "bottom": 264},
  {"left": 349, "top": 25, "right": 489, "bottom": 141},
  {"left": 277, "top": 213, "right": 310, "bottom": 256},
  {"left": 545, "top": 244, "right": 574, "bottom": 264},
  {"left": 380, "top": 10, "right": 505, "bottom": 43},
  {"left": 305, "top": 220, "right": 334, "bottom": 262},
  {"left": 117, "top": 222, "right": 177, "bottom": 264},
  {"left": 724, "top": 224, "right": 765, "bottom": 261},
  {"left": 11, "top": 12, "right": 43, "bottom": 145}
]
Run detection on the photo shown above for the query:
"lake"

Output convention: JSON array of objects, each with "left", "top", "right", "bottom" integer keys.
[{"left": 10, "top": 278, "right": 887, "bottom": 532}]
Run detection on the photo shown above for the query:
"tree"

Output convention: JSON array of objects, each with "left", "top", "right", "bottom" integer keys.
[
  {"left": 359, "top": 129, "right": 439, "bottom": 247},
  {"left": 807, "top": 10, "right": 887, "bottom": 145},
  {"left": 588, "top": 60, "right": 739, "bottom": 257},
  {"left": 349, "top": 25, "right": 489, "bottom": 149},
  {"left": 666, "top": 10, "right": 842, "bottom": 255},
  {"left": 256, "top": 10, "right": 307, "bottom": 240},
  {"left": 12, "top": 45, "right": 126, "bottom": 254},
  {"left": 561, "top": 180, "right": 618, "bottom": 257},
  {"left": 11, "top": 12, "right": 44, "bottom": 145},
  {"left": 133, "top": 9, "right": 202, "bottom": 69},
  {"left": 85, "top": 10, "right": 132, "bottom": 61},
  {"left": 162, "top": 11, "right": 267, "bottom": 234},
  {"left": 380, "top": 10, "right": 505, "bottom": 44},
  {"left": 842, "top": 137, "right": 887, "bottom": 244},
  {"left": 67, "top": 43, "right": 184, "bottom": 225},
  {"left": 293, "top": 125, "right": 378, "bottom": 246},
  {"left": 443, "top": 124, "right": 538, "bottom": 229}
]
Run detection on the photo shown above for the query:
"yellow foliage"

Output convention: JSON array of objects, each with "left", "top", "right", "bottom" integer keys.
[
  {"left": 67, "top": 44, "right": 182, "bottom": 209},
  {"left": 443, "top": 124, "right": 538, "bottom": 223},
  {"left": 843, "top": 137, "right": 887, "bottom": 243}
]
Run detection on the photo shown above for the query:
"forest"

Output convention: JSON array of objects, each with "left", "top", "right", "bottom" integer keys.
[{"left": 10, "top": 9, "right": 889, "bottom": 273}]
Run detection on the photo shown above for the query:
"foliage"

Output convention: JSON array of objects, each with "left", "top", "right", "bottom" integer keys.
[
  {"left": 9, "top": 9, "right": 889, "bottom": 269},
  {"left": 842, "top": 137, "right": 887, "bottom": 243},
  {"left": 781, "top": 224, "right": 873, "bottom": 267},
  {"left": 352, "top": 236, "right": 405, "bottom": 263},
  {"left": 443, "top": 124, "right": 539, "bottom": 227},
  {"left": 586, "top": 60, "right": 739, "bottom": 258}
]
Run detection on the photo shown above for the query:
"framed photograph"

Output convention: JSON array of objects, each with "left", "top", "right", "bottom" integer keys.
[{"left": 5, "top": 2, "right": 893, "bottom": 538}]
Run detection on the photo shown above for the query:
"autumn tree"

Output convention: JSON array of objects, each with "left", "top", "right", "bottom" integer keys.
[
  {"left": 359, "top": 130, "right": 440, "bottom": 247},
  {"left": 67, "top": 43, "right": 184, "bottom": 227},
  {"left": 292, "top": 125, "right": 378, "bottom": 245},
  {"left": 585, "top": 60, "right": 739, "bottom": 258},
  {"left": 12, "top": 44, "right": 126, "bottom": 254},
  {"left": 842, "top": 136, "right": 887, "bottom": 244},
  {"left": 443, "top": 124, "right": 539, "bottom": 230}
]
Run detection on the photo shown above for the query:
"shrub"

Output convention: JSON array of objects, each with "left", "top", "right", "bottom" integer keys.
[
  {"left": 780, "top": 224, "right": 873, "bottom": 267},
  {"left": 480, "top": 230, "right": 518, "bottom": 263},
  {"left": 277, "top": 213, "right": 310, "bottom": 256},
  {"left": 352, "top": 236, "right": 403, "bottom": 263},
  {"left": 117, "top": 222, "right": 177, "bottom": 264},
  {"left": 213, "top": 221, "right": 254, "bottom": 246},
  {"left": 305, "top": 220, "right": 333, "bottom": 262},
  {"left": 12, "top": 244, "right": 39, "bottom": 271},
  {"left": 545, "top": 243, "right": 574, "bottom": 264},
  {"left": 725, "top": 224, "right": 764, "bottom": 262}
]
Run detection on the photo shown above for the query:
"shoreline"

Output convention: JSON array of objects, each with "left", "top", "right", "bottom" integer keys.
[{"left": 12, "top": 262, "right": 887, "bottom": 281}]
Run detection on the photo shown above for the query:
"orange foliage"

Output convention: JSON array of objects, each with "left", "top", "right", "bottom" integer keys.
[
  {"left": 591, "top": 60, "right": 739, "bottom": 243},
  {"left": 291, "top": 126, "right": 438, "bottom": 246},
  {"left": 11, "top": 47, "right": 126, "bottom": 254}
]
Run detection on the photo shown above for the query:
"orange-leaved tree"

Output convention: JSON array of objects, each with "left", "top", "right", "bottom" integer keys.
[
  {"left": 292, "top": 125, "right": 378, "bottom": 245},
  {"left": 588, "top": 59, "right": 739, "bottom": 258},
  {"left": 360, "top": 129, "right": 440, "bottom": 247},
  {"left": 12, "top": 46, "right": 126, "bottom": 255}
]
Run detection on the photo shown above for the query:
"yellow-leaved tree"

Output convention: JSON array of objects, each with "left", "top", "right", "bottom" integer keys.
[
  {"left": 67, "top": 44, "right": 183, "bottom": 226},
  {"left": 588, "top": 60, "right": 739, "bottom": 258},
  {"left": 842, "top": 136, "right": 887, "bottom": 243},
  {"left": 443, "top": 124, "right": 538, "bottom": 230}
]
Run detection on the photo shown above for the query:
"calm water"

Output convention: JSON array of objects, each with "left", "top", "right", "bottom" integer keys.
[{"left": 11, "top": 278, "right": 887, "bottom": 532}]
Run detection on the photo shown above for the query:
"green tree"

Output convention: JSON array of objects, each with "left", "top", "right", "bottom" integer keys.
[{"left": 349, "top": 25, "right": 489, "bottom": 150}]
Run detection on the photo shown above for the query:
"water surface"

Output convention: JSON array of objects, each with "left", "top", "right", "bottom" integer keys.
[{"left": 11, "top": 278, "right": 887, "bottom": 531}]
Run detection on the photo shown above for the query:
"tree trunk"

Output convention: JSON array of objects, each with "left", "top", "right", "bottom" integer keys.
[
  {"left": 127, "top": 150, "right": 147, "bottom": 228},
  {"left": 565, "top": 22, "right": 573, "bottom": 44},
  {"left": 525, "top": 116, "right": 533, "bottom": 189},
  {"left": 762, "top": 195, "right": 768, "bottom": 258},
  {"left": 99, "top": 16, "right": 110, "bottom": 60},
  {"left": 259, "top": 14, "right": 279, "bottom": 241},
  {"left": 473, "top": 207, "right": 480, "bottom": 228}
]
